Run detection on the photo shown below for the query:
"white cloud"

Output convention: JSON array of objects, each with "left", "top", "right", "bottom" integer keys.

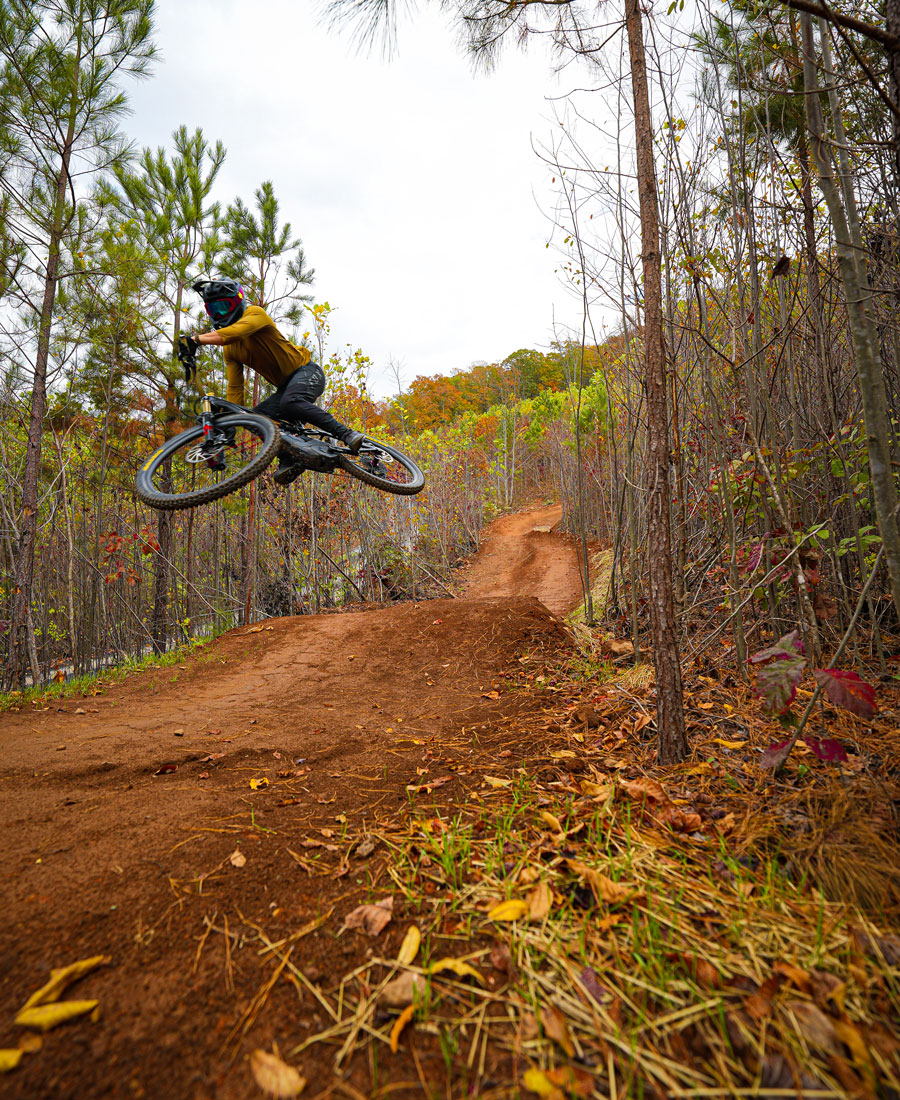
[{"left": 127, "top": 0, "right": 583, "bottom": 396}]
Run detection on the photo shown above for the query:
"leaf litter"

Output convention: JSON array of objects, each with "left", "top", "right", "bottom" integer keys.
[{"left": 229, "top": 642, "right": 900, "bottom": 1098}]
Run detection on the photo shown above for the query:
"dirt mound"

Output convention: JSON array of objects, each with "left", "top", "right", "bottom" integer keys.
[{"left": 0, "top": 506, "right": 584, "bottom": 1099}]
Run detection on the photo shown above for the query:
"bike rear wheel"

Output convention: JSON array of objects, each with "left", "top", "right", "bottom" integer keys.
[
  {"left": 337, "top": 438, "right": 425, "bottom": 495},
  {"left": 135, "top": 413, "right": 280, "bottom": 511}
]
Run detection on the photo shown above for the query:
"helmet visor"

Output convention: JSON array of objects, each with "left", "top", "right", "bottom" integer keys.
[{"left": 205, "top": 295, "right": 241, "bottom": 322}]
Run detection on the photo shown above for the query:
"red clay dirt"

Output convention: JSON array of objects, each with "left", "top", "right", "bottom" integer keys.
[{"left": 0, "top": 503, "right": 583, "bottom": 1099}]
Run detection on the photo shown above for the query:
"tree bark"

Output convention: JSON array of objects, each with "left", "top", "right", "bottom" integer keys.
[
  {"left": 625, "top": 0, "right": 687, "bottom": 763},
  {"left": 8, "top": 131, "right": 76, "bottom": 686},
  {"left": 801, "top": 14, "right": 900, "bottom": 624}
]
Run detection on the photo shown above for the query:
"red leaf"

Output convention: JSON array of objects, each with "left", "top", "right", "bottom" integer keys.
[
  {"left": 813, "top": 668, "right": 877, "bottom": 720},
  {"left": 804, "top": 737, "right": 849, "bottom": 764},
  {"left": 760, "top": 740, "right": 791, "bottom": 770}
]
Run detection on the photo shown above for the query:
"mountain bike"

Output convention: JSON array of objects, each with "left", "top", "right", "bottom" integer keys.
[{"left": 134, "top": 343, "right": 425, "bottom": 512}]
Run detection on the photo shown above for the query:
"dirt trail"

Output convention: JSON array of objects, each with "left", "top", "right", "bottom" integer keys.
[
  {"left": 0, "top": 504, "right": 583, "bottom": 1099},
  {"left": 461, "top": 502, "right": 584, "bottom": 616}
]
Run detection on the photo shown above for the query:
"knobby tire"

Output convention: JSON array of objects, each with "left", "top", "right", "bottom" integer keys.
[
  {"left": 135, "top": 413, "right": 281, "bottom": 511},
  {"left": 337, "top": 438, "right": 425, "bottom": 495}
]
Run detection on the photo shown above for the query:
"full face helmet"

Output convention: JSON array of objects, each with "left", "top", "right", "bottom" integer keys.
[{"left": 193, "top": 278, "right": 246, "bottom": 329}]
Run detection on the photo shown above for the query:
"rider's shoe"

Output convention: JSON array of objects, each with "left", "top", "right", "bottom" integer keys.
[
  {"left": 273, "top": 457, "right": 304, "bottom": 486},
  {"left": 342, "top": 429, "right": 365, "bottom": 454}
]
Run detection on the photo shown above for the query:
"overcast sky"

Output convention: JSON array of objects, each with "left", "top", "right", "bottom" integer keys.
[{"left": 126, "top": 0, "right": 586, "bottom": 397}]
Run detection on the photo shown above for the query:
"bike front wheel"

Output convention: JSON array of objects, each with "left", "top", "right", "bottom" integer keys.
[
  {"left": 135, "top": 413, "right": 281, "bottom": 511},
  {"left": 337, "top": 438, "right": 425, "bottom": 496}
]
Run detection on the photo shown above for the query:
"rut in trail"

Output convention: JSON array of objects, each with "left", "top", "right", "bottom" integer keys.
[{"left": 0, "top": 503, "right": 583, "bottom": 1100}]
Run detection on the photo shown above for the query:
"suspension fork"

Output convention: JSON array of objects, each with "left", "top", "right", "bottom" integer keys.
[{"left": 200, "top": 394, "right": 215, "bottom": 438}]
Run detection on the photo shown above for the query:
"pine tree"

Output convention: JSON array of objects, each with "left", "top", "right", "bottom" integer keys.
[{"left": 0, "top": 0, "right": 156, "bottom": 687}]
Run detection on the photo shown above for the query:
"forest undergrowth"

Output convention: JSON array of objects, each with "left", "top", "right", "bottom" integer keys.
[{"left": 227, "top": 609, "right": 900, "bottom": 1099}]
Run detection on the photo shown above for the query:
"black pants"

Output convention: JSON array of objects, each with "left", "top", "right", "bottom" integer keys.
[{"left": 252, "top": 362, "right": 350, "bottom": 440}]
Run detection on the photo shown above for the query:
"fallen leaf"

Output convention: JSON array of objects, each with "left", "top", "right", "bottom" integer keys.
[
  {"left": 22, "top": 956, "right": 110, "bottom": 1010},
  {"left": 229, "top": 850, "right": 247, "bottom": 869},
  {"left": 713, "top": 738, "right": 747, "bottom": 750},
  {"left": 152, "top": 763, "right": 177, "bottom": 776},
  {"left": 429, "top": 957, "right": 485, "bottom": 985},
  {"left": 248, "top": 1048, "right": 306, "bottom": 1097},
  {"left": 596, "top": 872, "right": 635, "bottom": 904},
  {"left": 379, "top": 971, "right": 425, "bottom": 1008},
  {"left": 633, "top": 713, "right": 652, "bottom": 734},
  {"left": 487, "top": 898, "right": 529, "bottom": 922},
  {"left": 601, "top": 638, "right": 634, "bottom": 657},
  {"left": 832, "top": 1017, "right": 876, "bottom": 1082},
  {"left": 784, "top": 999, "right": 839, "bottom": 1052},
  {"left": 810, "top": 969, "right": 846, "bottom": 1013},
  {"left": 527, "top": 881, "right": 553, "bottom": 921},
  {"left": 657, "top": 804, "right": 703, "bottom": 833},
  {"left": 546, "top": 1067, "right": 594, "bottom": 1097},
  {"left": 396, "top": 926, "right": 421, "bottom": 966},
  {"left": 249, "top": 777, "right": 269, "bottom": 790},
  {"left": 406, "top": 775, "right": 453, "bottom": 795},
  {"left": 245, "top": 625, "right": 264, "bottom": 634},
  {"left": 540, "top": 811, "right": 563, "bottom": 833},
  {"left": 389, "top": 1003, "right": 415, "bottom": 1053},
  {"left": 483, "top": 776, "right": 512, "bottom": 789},
  {"left": 15, "top": 1001, "right": 98, "bottom": 1031},
  {"left": 0, "top": 1050, "right": 23, "bottom": 1073},
  {"left": 578, "top": 779, "right": 611, "bottom": 798},
  {"left": 549, "top": 750, "right": 577, "bottom": 760},
  {"left": 522, "top": 1067, "right": 562, "bottom": 1099},
  {"left": 541, "top": 1005, "right": 575, "bottom": 1056},
  {"left": 343, "top": 896, "right": 393, "bottom": 936},
  {"left": 355, "top": 837, "right": 377, "bottom": 858},
  {"left": 490, "top": 944, "right": 513, "bottom": 975},
  {"left": 618, "top": 776, "right": 668, "bottom": 803},
  {"left": 773, "top": 961, "right": 811, "bottom": 993},
  {"left": 578, "top": 966, "right": 606, "bottom": 1004}
]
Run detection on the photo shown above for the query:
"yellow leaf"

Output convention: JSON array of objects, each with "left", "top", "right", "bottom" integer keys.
[
  {"left": 249, "top": 777, "right": 269, "bottom": 790},
  {"left": 833, "top": 1018, "right": 875, "bottom": 1082},
  {"left": 713, "top": 738, "right": 747, "bottom": 750},
  {"left": 579, "top": 780, "right": 611, "bottom": 798},
  {"left": 15, "top": 1001, "right": 98, "bottom": 1031},
  {"left": 0, "top": 1050, "right": 23, "bottom": 1073},
  {"left": 389, "top": 1003, "right": 415, "bottom": 1053},
  {"left": 22, "top": 956, "right": 110, "bottom": 1010},
  {"left": 686, "top": 762, "right": 713, "bottom": 775},
  {"left": 429, "top": 957, "right": 485, "bottom": 985},
  {"left": 249, "top": 1049, "right": 306, "bottom": 1097},
  {"left": 550, "top": 750, "right": 576, "bottom": 759},
  {"left": 540, "top": 811, "right": 563, "bottom": 833},
  {"left": 522, "top": 1068, "right": 561, "bottom": 1098},
  {"left": 487, "top": 898, "right": 529, "bottom": 922},
  {"left": 483, "top": 776, "right": 511, "bottom": 789},
  {"left": 396, "top": 926, "right": 421, "bottom": 966}
]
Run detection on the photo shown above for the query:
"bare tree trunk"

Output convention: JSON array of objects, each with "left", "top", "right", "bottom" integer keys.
[
  {"left": 8, "top": 160, "right": 72, "bottom": 685},
  {"left": 625, "top": 0, "right": 687, "bottom": 763},
  {"left": 802, "top": 14, "right": 900, "bottom": 623}
]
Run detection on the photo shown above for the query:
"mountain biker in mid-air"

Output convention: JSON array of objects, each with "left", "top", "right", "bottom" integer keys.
[{"left": 186, "top": 277, "right": 364, "bottom": 486}]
